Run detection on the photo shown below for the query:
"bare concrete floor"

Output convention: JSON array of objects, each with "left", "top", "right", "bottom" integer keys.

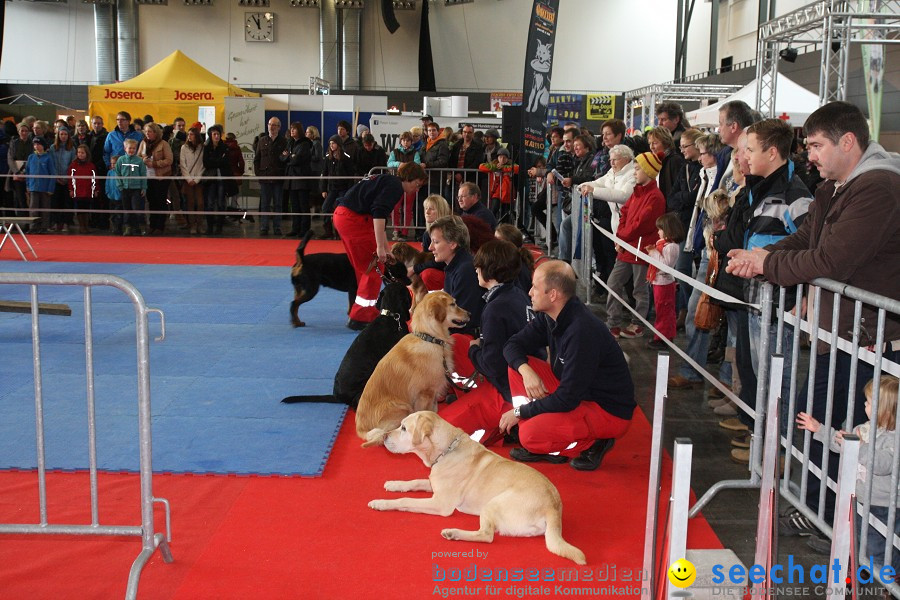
[{"left": 593, "top": 299, "right": 891, "bottom": 599}]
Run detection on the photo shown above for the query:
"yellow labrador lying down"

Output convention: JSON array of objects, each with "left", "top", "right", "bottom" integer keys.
[{"left": 368, "top": 411, "right": 586, "bottom": 565}]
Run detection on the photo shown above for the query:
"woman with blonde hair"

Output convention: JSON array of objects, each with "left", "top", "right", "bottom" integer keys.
[
  {"left": 49, "top": 126, "right": 76, "bottom": 231},
  {"left": 139, "top": 122, "right": 174, "bottom": 235}
]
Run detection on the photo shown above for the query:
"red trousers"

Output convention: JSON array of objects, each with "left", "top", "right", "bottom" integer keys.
[
  {"left": 420, "top": 268, "right": 445, "bottom": 291},
  {"left": 439, "top": 382, "right": 510, "bottom": 441},
  {"left": 652, "top": 282, "right": 676, "bottom": 341},
  {"left": 509, "top": 357, "right": 631, "bottom": 456},
  {"left": 390, "top": 191, "right": 414, "bottom": 236},
  {"left": 333, "top": 206, "right": 380, "bottom": 323},
  {"left": 451, "top": 333, "right": 475, "bottom": 379}
]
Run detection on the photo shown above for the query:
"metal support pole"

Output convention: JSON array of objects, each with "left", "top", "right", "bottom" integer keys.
[
  {"left": 641, "top": 353, "right": 670, "bottom": 600},
  {"left": 827, "top": 434, "right": 860, "bottom": 600},
  {"left": 666, "top": 438, "right": 694, "bottom": 600},
  {"left": 750, "top": 355, "right": 783, "bottom": 600}
]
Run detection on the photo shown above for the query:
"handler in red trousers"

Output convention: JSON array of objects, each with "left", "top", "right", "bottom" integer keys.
[
  {"left": 333, "top": 162, "right": 426, "bottom": 330},
  {"left": 499, "top": 260, "right": 636, "bottom": 471}
]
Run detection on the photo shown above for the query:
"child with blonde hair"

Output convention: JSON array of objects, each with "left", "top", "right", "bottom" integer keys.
[
  {"left": 702, "top": 189, "right": 732, "bottom": 250},
  {"left": 797, "top": 375, "right": 900, "bottom": 577}
]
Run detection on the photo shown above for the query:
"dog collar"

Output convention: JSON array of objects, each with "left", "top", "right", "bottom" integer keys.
[
  {"left": 381, "top": 309, "right": 403, "bottom": 332},
  {"left": 431, "top": 435, "right": 463, "bottom": 466},
  {"left": 413, "top": 332, "right": 446, "bottom": 347}
]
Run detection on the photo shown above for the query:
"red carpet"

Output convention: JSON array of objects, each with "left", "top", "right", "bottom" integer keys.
[
  {"left": 0, "top": 236, "right": 722, "bottom": 599},
  {"left": 0, "top": 414, "right": 721, "bottom": 600},
  {"left": 0, "top": 233, "right": 348, "bottom": 267}
]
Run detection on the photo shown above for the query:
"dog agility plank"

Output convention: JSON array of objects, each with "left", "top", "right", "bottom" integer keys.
[{"left": 0, "top": 300, "right": 72, "bottom": 316}]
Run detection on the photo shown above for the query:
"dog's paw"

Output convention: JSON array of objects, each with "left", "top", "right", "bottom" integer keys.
[
  {"left": 441, "top": 528, "right": 462, "bottom": 540},
  {"left": 384, "top": 481, "right": 405, "bottom": 492},
  {"left": 291, "top": 319, "right": 306, "bottom": 328},
  {"left": 368, "top": 499, "right": 392, "bottom": 511}
]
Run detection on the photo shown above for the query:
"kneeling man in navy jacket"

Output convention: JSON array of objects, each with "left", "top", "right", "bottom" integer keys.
[{"left": 499, "top": 260, "right": 635, "bottom": 471}]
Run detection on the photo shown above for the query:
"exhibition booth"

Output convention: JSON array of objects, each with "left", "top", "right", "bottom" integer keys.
[{"left": 87, "top": 50, "right": 259, "bottom": 126}]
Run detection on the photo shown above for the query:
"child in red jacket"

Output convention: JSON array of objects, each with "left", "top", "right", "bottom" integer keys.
[
  {"left": 479, "top": 147, "right": 519, "bottom": 221},
  {"left": 605, "top": 151, "right": 666, "bottom": 339},
  {"left": 68, "top": 144, "right": 97, "bottom": 234}
]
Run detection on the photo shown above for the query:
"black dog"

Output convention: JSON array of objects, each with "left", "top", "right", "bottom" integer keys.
[
  {"left": 282, "top": 280, "right": 412, "bottom": 408},
  {"left": 289, "top": 230, "right": 360, "bottom": 327}
]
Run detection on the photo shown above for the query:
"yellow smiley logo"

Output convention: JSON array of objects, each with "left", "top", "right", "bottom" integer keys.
[{"left": 667, "top": 558, "right": 697, "bottom": 588}]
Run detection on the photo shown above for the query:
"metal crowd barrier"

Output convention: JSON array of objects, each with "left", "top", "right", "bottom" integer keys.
[
  {"left": 0, "top": 272, "right": 173, "bottom": 600},
  {"left": 2, "top": 167, "right": 550, "bottom": 246},
  {"left": 592, "top": 217, "right": 900, "bottom": 597}
]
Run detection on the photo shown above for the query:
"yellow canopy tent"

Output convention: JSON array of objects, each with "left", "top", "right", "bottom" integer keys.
[{"left": 88, "top": 50, "right": 258, "bottom": 126}]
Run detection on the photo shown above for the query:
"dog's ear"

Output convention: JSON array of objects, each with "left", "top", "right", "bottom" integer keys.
[
  {"left": 431, "top": 295, "right": 447, "bottom": 324},
  {"left": 411, "top": 415, "right": 434, "bottom": 447}
]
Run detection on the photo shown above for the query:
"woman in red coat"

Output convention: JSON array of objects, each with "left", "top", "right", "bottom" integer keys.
[{"left": 605, "top": 151, "right": 667, "bottom": 339}]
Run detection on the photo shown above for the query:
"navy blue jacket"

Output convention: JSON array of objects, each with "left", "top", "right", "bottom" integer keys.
[
  {"left": 712, "top": 146, "right": 733, "bottom": 190},
  {"left": 515, "top": 261, "right": 532, "bottom": 293},
  {"left": 468, "top": 284, "right": 531, "bottom": 402},
  {"left": 503, "top": 296, "right": 635, "bottom": 420},
  {"left": 463, "top": 201, "right": 497, "bottom": 230},
  {"left": 337, "top": 174, "right": 404, "bottom": 219},
  {"left": 443, "top": 249, "right": 483, "bottom": 333}
]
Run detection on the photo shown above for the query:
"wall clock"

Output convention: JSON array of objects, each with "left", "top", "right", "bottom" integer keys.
[{"left": 245, "top": 12, "right": 275, "bottom": 43}]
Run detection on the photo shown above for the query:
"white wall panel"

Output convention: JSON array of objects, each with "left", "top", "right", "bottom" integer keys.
[{"left": 1, "top": 2, "right": 97, "bottom": 82}]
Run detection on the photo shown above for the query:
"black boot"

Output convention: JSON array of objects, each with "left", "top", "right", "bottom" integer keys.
[
  {"left": 509, "top": 447, "right": 568, "bottom": 464},
  {"left": 569, "top": 438, "right": 615, "bottom": 471}
]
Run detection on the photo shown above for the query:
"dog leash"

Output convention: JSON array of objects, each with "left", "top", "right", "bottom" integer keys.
[
  {"left": 412, "top": 332, "right": 480, "bottom": 393},
  {"left": 430, "top": 435, "right": 463, "bottom": 466},
  {"left": 380, "top": 308, "right": 403, "bottom": 332}
]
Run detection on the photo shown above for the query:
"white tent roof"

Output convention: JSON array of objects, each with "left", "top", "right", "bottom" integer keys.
[{"left": 686, "top": 74, "right": 820, "bottom": 127}]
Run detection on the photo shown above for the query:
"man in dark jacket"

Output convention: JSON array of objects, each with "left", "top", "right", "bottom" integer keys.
[
  {"left": 656, "top": 101, "right": 689, "bottom": 156},
  {"left": 336, "top": 120, "right": 359, "bottom": 174},
  {"left": 728, "top": 102, "right": 900, "bottom": 539},
  {"left": 457, "top": 182, "right": 497, "bottom": 230},
  {"left": 420, "top": 121, "right": 450, "bottom": 196},
  {"left": 356, "top": 134, "right": 387, "bottom": 175},
  {"left": 449, "top": 124, "right": 483, "bottom": 186},
  {"left": 253, "top": 117, "right": 288, "bottom": 235},
  {"left": 499, "top": 260, "right": 635, "bottom": 471}
]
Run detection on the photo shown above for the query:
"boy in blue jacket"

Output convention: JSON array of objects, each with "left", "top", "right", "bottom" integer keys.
[
  {"left": 25, "top": 137, "right": 56, "bottom": 234},
  {"left": 115, "top": 138, "right": 147, "bottom": 236}
]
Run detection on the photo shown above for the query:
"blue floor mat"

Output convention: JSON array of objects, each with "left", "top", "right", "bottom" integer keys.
[{"left": 0, "top": 262, "right": 354, "bottom": 476}]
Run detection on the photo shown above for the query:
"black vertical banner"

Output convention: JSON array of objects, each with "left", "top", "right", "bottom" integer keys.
[
  {"left": 418, "top": 0, "right": 436, "bottom": 92},
  {"left": 518, "top": 1, "right": 559, "bottom": 188}
]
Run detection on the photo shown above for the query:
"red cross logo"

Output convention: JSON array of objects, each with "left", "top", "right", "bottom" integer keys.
[{"left": 778, "top": 112, "right": 790, "bottom": 121}]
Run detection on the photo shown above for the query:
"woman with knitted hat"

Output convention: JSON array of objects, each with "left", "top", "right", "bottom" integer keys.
[{"left": 604, "top": 151, "right": 667, "bottom": 339}]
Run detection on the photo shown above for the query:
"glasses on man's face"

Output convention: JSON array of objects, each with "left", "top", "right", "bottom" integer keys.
[
  {"left": 457, "top": 193, "right": 470, "bottom": 200},
  {"left": 681, "top": 143, "right": 694, "bottom": 150}
]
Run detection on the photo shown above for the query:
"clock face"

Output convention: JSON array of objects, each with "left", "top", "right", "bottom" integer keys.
[{"left": 245, "top": 12, "right": 275, "bottom": 42}]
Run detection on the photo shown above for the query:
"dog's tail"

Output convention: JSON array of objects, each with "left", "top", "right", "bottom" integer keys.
[
  {"left": 360, "top": 428, "right": 387, "bottom": 448},
  {"left": 544, "top": 509, "right": 587, "bottom": 565},
  {"left": 296, "top": 230, "right": 316, "bottom": 259},
  {"left": 281, "top": 395, "right": 344, "bottom": 404}
]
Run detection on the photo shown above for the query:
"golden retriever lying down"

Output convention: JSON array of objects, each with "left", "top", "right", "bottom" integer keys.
[
  {"left": 356, "top": 292, "right": 469, "bottom": 446},
  {"left": 368, "top": 411, "right": 586, "bottom": 565}
]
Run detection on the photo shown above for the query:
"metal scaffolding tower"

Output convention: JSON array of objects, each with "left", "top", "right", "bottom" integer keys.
[
  {"left": 756, "top": 0, "right": 900, "bottom": 117},
  {"left": 623, "top": 83, "right": 743, "bottom": 131}
]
